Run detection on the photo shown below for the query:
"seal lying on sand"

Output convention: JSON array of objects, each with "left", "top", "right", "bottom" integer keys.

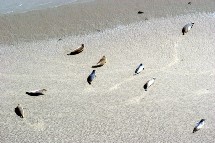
[
  {"left": 26, "top": 89, "right": 47, "bottom": 96},
  {"left": 92, "top": 56, "right": 107, "bottom": 68},
  {"left": 15, "top": 104, "right": 24, "bottom": 118},
  {"left": 193, "top": 119, "right": 205, "bottom": 133},
  {"left": 134, "top": 63, "right": 144, "bottom": 75},
  {"left": 67, "top": 44, "right": 84, "bottom": 55},
  {"left": 182, "top": 23, "right": 194, "bottom": 35},
  {"left": 144, "top": 78, "right": 156, "bottom": 91},
  {"left": 87, "top": 70, "right": 96, "bottom": 85},
  {"left": 138, "top": 11, "right": 144, "bottom": 14}
]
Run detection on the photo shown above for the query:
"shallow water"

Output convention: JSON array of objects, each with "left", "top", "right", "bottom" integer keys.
[{"left": 0, "top": 0, "right": 79, "bottom": 14}]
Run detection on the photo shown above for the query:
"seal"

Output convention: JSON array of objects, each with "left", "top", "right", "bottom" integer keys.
[
  {"left": 58, "top": 38, "right": 62, "bottom": 41},
  {"left": 138, "top": 11, "right": 144, "bottom": 14},
  {"left": 26, "top": 89, "right": 47, "bottom": 96},
  {"left": 182, "top": 23, "right": 194, "bottom": 35},
  {"left": 15, "top": 104, "right": 24, "bottom": 118},
  {"left": 87, "top": 70, "right": 96, "bottom": 85},
  {"left": 193, "top": 119, "right": 205, "bottom": 133},
  {"left": 92, "top": 56, "right": 107, "bottom": 68},
  {"left": 143, "top": 78, "right": 156, "bottom": 91},
  {"left": 67, "top": 44, "right": 84, "bottom": 55},
  {"left": 134, "top": 63, "right": 144, "bottom": 75}
]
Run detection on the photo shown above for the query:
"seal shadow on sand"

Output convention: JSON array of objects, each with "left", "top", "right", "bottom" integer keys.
[
  {"left": 26, "top": 92, "right": 44, "bottom": 96},
  {"left": 92, "top": 65, "right": 103, "bottom": 68}
]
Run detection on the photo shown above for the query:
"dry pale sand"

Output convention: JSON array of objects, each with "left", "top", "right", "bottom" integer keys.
[{"left": 1, "top": 0, "right": 215, "bottom": 143}]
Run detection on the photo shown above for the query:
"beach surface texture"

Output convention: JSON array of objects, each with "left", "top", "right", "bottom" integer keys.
[{"left": 0, "top": 0, "right": 215, "bottom": 142}]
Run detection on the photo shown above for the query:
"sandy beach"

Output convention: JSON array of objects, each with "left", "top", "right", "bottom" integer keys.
[{"left": 0, "top": 0, "right": 215, "bottom": 142}]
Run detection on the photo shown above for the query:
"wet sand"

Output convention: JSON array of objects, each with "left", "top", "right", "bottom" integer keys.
[
  {"left": 0, "top": 0, "right": 215, "bottom": 44},
  {"left": 0, "top": 0, "right": 215, "bottom": 142}
]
